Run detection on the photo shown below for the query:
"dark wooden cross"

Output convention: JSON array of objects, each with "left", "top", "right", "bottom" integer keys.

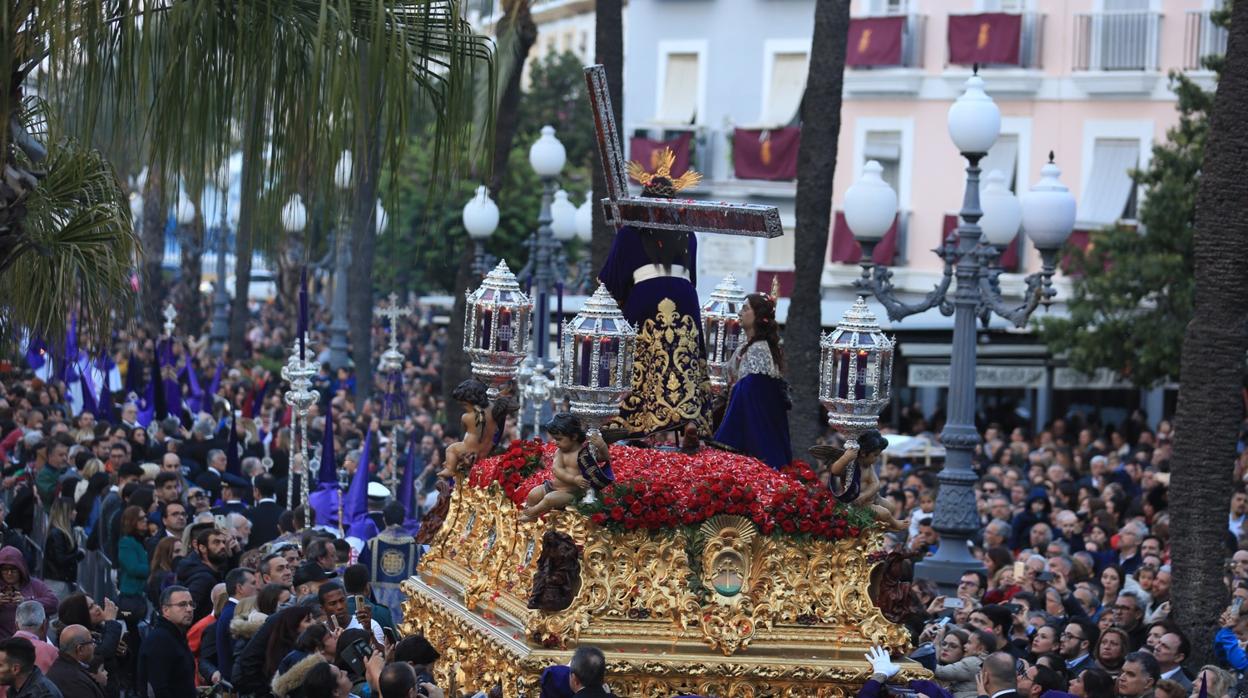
[{"left": 584, "top": 64, "right": 784, "bottom": 239}]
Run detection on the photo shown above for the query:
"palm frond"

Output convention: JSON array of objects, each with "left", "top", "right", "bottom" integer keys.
[{"left": 0, "top": 106, "right": 138, "bottom": 353}]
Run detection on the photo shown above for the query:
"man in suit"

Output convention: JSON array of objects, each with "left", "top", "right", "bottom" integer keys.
[
  {"left": 1117, "top": 652, "right": 1159, "bottom": 698},
  {"left": 1059, "top": 618, "right": 1099, "bottom": 675},
  {"left": 1017, "top": 662, "right": 1067, "bottom": 698},
  {"left": 46, "top": 624, "right": 106, "bottom": 698},
  {"left": 979, "top": 652, "right": 1020, "bottom": 698},
  {"left": 568, "top": 646, "right": 613, "bottom": 697},
  {"left": 245, "top": 475, "right": 282, "bottom": 550},
  {"left": 1155, "top": 632, "right": 1192, "bottom": 692},
  {"left": 215, "top": 567, "right": 257, "bottom": 684}
]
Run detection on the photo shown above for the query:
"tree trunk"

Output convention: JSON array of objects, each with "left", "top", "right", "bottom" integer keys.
[
  {"left": 349, "top": 128, "right": 381, "bottom": 399},
  {"left": 589, "top": 0, "right": 623, "bottom": 273},
  {"left": 1169, "top": 0, "right": 1248, "bottom": 669},
  {"left": 442, "top": 1, "right": 537, "bottom": 411},
  {"left": 177, "top": 205, "right": 205, "bottom": 339},
  {"left": 140, "top": 165, "right": 167, "bottom": 337},
  {"left": 229, "top": 75, "right": 268, "bottom": 359},
  {"left": 784, "top": 0, "right": 850, "bottom": 460},
  {"left": 487, "top": 1, "right": 537, "bottom": 199}
]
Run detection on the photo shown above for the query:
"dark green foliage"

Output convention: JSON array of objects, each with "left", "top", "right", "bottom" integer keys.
[
  {"left": 1038, "top": 72, "right": 1213, "bottom": 387},
  {"left": 376, "top": 51, "right": 595, "bottom": 295}
]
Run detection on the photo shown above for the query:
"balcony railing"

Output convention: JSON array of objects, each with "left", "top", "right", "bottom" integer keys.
[
  {"left": 1074, "top": 10, "right": 1162, "bottom": 71},
  {"left": 945, "top": 12, "right": 1044, "bottom": 69},
  {"left": 847, "top": 14, "right": 926, "bottom": 69},
  {"left": 1184, "top": 10, "right": 1228, "bottom": 70}
]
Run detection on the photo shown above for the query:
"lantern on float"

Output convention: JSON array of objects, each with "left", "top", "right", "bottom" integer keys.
[
  {"left": 702, "top": 274, "right": 748, "bottom": 394},
  {"left": 464, "top": 261, "right": 533, "bottom": 396},
  {"left": 818, "top": 297, "right": 896, "bottom": 449},
  {"left": 559, "top": 285, "right": 636, "bottom": 437}
]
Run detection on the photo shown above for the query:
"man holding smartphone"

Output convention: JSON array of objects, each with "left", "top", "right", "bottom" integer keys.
[{"left": 318, "top": 581, "right": 385, "bottom": 645}]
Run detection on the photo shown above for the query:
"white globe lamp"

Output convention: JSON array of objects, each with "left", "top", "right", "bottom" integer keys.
[
  {"left": 462, "top": 186, "right": 500, "bottom": 241},
  {"left": 947, "top": 74, "right": 1001, "bottom": 155},
  {"left": 979, "top": 170, "right": 1022, "bottom": 247},
  {"left": 334, "top": 150, "right": 353, "bottom": 190},
  {"left": 844, "top": 161, "right": 899, "bottom": 243},
  {"left": 550, "top": 189, "right": 578, "bottom": 241},
  {"left": 575, "top": 196, "right": 593, "bottom": 242},
  {"left": 282, "top": 194, "right": 308, "bottom": 233},
  {"left": 529, "top": 125, "right": 567, "bottom": 177},
  {"left": 1020, "top": 156, "right": 1077, "bottom": 252}
]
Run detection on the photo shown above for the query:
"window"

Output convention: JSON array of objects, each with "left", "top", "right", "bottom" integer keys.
[
  {"left": 980, "top": 134, "right": 1019, "bottom": 191},
  {"left": 761, "top": 52, "right": 808, "bottom": 127},
  {"left": 657, "top": 52, "right": 700, "bottom": 124},
  {"left": 864, "top": 131, "right": 903, "bottom": 194},
  {"left": 980, "top": 0, "right": 1028, "bottom": 10},
  {"left": 1079, "top": 138, "right": 1139, "bottom": 227},
  {"left": 866, "top": 0, "right": 909, "bottom": 15},
  {"left": 1095, "top": 0, "right": 1158, "bottom": 71}
]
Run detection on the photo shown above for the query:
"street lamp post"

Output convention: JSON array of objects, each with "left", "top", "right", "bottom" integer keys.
[
  {"left": 209, "top": 187, "right": 238, "bottom": 357},
  {"left": 574, "top": 195, "right": 594, "bottom": 293},
  {"left": 515, "top": 125, "right": 580, "bottom": 432},
  {"left": 463, "top": 185, "right": 500, "bottom": 275},
  {"left": 329, "top": 150, "right": 353, "bottom": 370},
  {"left": 843, "top": 72, "right": 1076, "bottom": 594}
]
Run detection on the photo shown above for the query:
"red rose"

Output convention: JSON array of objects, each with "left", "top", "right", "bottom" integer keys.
[{"left": 611, "top": 506, "right": 625, "bottom": 520}]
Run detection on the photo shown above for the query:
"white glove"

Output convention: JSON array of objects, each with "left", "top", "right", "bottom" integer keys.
[{"left": 865, "top": 645, "right": 901, "bottom": 679}]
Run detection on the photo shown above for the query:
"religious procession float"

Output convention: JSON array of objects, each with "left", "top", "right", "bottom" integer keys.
[{"left": 398, "top": 65, "right": 922, "bottom": 698}]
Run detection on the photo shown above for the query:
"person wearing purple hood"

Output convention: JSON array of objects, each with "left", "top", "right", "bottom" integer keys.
[{"left": 0, "top": 547, "right": 56, "bottom": 642}]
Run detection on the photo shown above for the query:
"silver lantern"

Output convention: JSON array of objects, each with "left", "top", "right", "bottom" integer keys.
[
  {"left": 281, "top": 339, "right": 318, "bottom": 514},
  {"left": 558, "top": 284, "right": 636, "bottom": 437},
  {"left": 464, "top": 260, "right": 533, "bottom": 397},
  {"left": 702, "top": 273, "right": 748, "bottom": 394},
  {"left": 818, "top": 297, "right": 896, "bottom": 449}
]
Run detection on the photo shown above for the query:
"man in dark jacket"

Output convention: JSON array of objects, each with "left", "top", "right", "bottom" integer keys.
[
  {"left": 568, "top": 646, "right": 614, "bottom": 698},
  {"left": 176, "top": 524, "right": 229, "bottom": 623},
  {"left": 245, "top": 475, "right": 283, "bottom": 550},
  {"left": 137, "top": 586, "right": 196, "bottom": 698},
  {"left": 45, "top": 624, "right": 105, "bottom": 698},
  {"left": 0, "top": 635, "right": 62, "bottom": 698}
]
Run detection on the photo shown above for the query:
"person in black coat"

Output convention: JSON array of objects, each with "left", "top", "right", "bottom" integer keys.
[
  {"left": 46, "top": 624, "right": 106, "bottom": 698},
  {"left": 246, "top": 475, "right": 283, "bottom": 550},
  {"left": 568, "top": 646, "right": 615, "bottom": 698},
  {"left": 137, "top": 586, "right": 197, "bottom": 698},
  {"left": 232, "top": 606, "right": 293, "bottom": 696},
  {"left": 176, "top": 524, "right": 229, "bottom": 624}
]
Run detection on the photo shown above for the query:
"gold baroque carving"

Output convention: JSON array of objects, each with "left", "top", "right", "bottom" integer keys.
[{"left": 407, "top": 483, "right": 920, "bottom": 696}]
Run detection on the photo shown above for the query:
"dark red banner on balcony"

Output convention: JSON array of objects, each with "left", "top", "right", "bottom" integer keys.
[
  {"left": 628, "top": 132, "right": 692, "bottom": 182},
  {"left": 755, "top": 269, "right": 795, "bottom": 298},
  {"left": 942, "top": 214, "right": 1019, "bottom": 270},
  {"left": 733, "top": 127, "right": 800, "bottom": 181},
  {"left": 830, "top": 211, "right": 897, "bottom": 265},
  {"left": 947, "top": 13, "right": 1022, "bottom": 66},
  {"left": 847, "top": 16, "right": 906, "bottom": 67}
]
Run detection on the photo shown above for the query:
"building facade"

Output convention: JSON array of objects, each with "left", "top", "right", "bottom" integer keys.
[{"left": 617, "top": 0, "right": 1222, "bottom": 432}]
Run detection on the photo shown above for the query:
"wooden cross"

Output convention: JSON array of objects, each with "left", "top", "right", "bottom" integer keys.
[
  {"left": 374, "top": 292, "right": 412, "bottom": 354},
  {"left": 584, "top": 64, "right": 784, "bottom": 239}
]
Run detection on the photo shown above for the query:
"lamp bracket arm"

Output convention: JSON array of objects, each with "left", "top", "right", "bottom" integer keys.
[
  {"left": 977, "top": 270, "right": 1046, "bottom": 328},
  {"left": 853, "top": 262, "right": 953, "bottom": 322}
]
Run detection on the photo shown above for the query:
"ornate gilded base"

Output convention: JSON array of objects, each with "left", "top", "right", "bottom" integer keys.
[{"left": 400, "top": 484, "right": 925, "bottom": 697}]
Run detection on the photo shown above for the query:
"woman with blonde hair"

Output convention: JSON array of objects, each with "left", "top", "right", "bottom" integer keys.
[{"left": 43, "top": 496, "right": 82, "bottom": 599}]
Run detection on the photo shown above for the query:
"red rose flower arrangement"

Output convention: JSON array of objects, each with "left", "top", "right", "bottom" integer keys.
[{"left": 471, "top": 442, "right": 874, "bottom": 542}]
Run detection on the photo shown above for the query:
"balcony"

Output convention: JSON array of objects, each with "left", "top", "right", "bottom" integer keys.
[
  {"left": 844, "top": 14, "right": 926, "bottom": 95},
  {"left": 1184, "top": 10, "right": 1227, "bottom": 89},
  {"left": 1073, "top": 10, "right": 1163, "bottom": 94},
  {"left": 941, "top": 12, "right": 1044, "bottom": 95}
]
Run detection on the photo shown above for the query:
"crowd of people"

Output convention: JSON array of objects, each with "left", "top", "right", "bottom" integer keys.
[{"left": 0, "top": 288, "right": 1247, "bottom": 698}]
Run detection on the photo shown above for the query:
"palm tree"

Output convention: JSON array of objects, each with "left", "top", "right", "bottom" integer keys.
[
  {"left": 785, "top": 0, "right": 851, "bottom": 457},
  {"left": 589, "top": 0, "right": 624, "bottom": 272},
  {"left": 3, "top": 0, "right": 492, "bottom": 356},
  {"left": 1169, "top": 0, "right": 1248, "bottom": 668}
]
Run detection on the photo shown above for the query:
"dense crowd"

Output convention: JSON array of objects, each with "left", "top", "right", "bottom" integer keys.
[{"left": 0, "top": 289, "right": 1247, "bottom": 698}]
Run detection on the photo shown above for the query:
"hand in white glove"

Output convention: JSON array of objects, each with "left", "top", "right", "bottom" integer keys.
[{"left": 864, "top": 645, "right": 901, "bottom": 679}]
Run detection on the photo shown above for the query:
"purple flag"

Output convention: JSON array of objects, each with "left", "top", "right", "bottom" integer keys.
[
  {"left": 98, "top": 365, "right": 115, "bottom": 424},
  {"left": 225, "top": 408, "right": 242, "bottom": 477},
  {"left": 343, "top": 429, "right": 373, "bottom": 524},
  {"left": 25, "top": 337, "right": 48, "bottom": 371},
  {"left": 309, "top": 485, "right": 343, "bottom": 528},
  {"left": 397, "top": 442, "right": 417, "bottom": 521},
  {"left": 317, "top": 398, "right": 337, "bottom": 485},
  {"left": 79, "top": 371, "right": 99, "bottom": 417}
]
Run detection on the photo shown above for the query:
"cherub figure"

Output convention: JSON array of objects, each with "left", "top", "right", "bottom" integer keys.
[
  {"left": 438, "top": 379, "right": 494, "bottom": 479},
  {"left": 810, "top": 429, "right": 908, "bottom": 532},
  {"left": 519, "top": 413, "right": 610, "bottom": 523}
]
